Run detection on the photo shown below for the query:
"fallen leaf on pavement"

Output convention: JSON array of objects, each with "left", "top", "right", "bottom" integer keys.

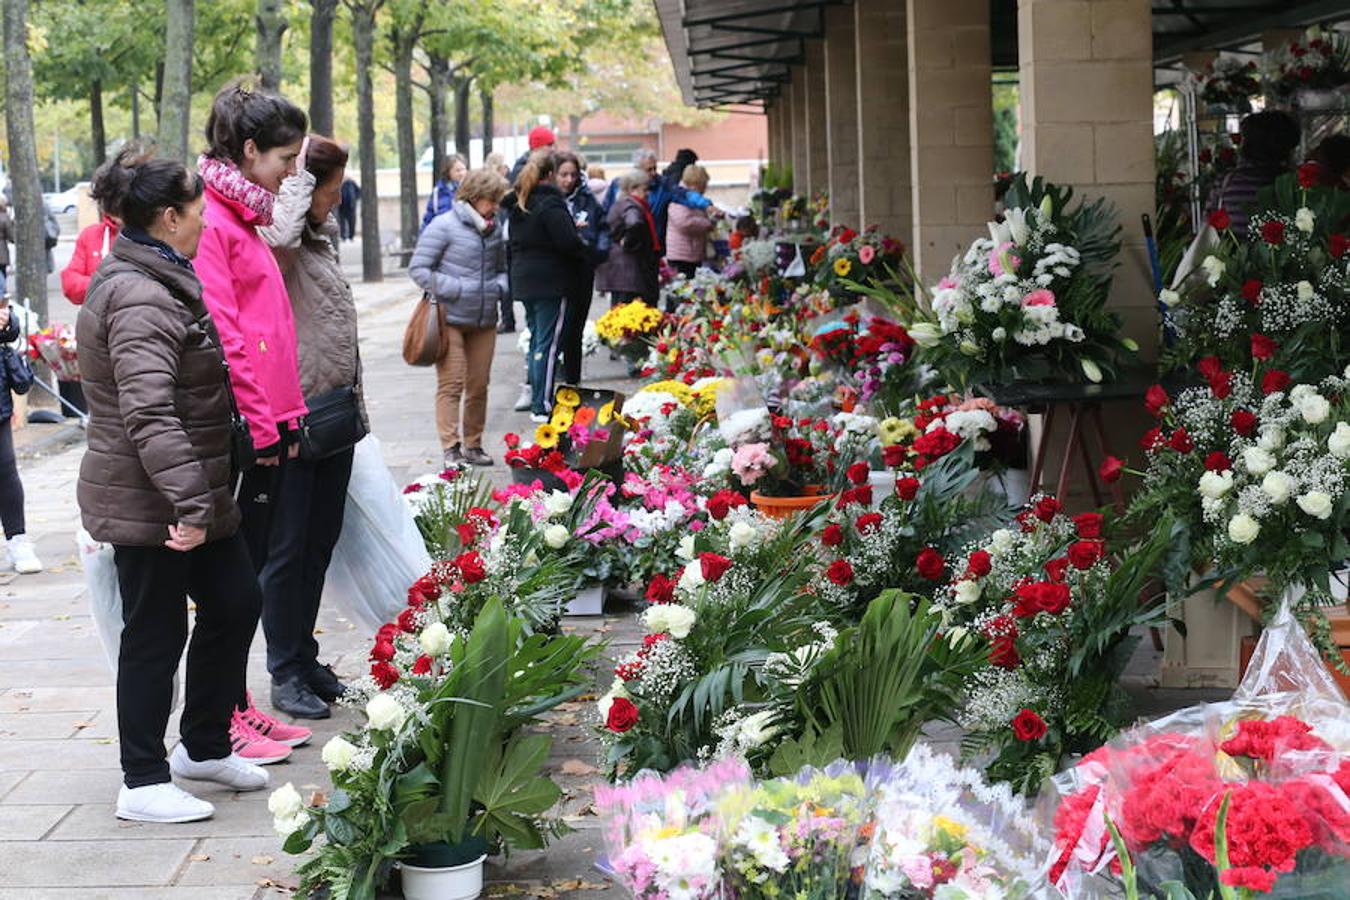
[
  {"left": 560, "top": 759, "right": 599, "bottom": 776},
  {"left": 189, "top": 854, "right": 210, "bottom": 862},
  {"left": 251, "top": 855, "right": 275, "bottom": 866}
]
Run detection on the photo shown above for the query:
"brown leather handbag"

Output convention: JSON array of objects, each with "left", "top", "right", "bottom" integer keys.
[{"left": 402, "top": 293, "right": 445, "bottom": 366}]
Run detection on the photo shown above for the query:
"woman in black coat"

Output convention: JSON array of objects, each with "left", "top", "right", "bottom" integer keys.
[
  {"left": 557, "top": 152, "right": 608, "bottom": 386},
  {"left": 502, "top": 150, "right": 587, "bottom": 420}
]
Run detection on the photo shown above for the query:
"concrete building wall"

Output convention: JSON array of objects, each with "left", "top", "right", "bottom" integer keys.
[
  {"left": 823, "top": 2, "right": 861, "bottom": 228},
  {"left": 854, "top": 0, "right": 912, "bottom": 239}
]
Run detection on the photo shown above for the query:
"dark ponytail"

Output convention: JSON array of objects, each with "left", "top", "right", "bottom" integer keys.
[
  {"left": 91, "top": 145, "right": 203, "bottom": 230},
  {"left": 513, "top": 149, "right": 558, "bottom": 212},
  {"left": 204, "top": 77, "right": 308, "bottom": 164}
]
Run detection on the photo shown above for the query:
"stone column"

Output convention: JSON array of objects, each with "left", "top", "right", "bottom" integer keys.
[
  {"left": 778, "top": 82, "right": 797, "bottom": 186},
  {"left": 906, "top": 0, "right": 994, "bottom": 277},
  {"left": 824, "top": 2, "right": 860, "bottom": 228},
  {"left": 854, "top": 0, "right": 912, "bottom": 238},
  {"left": 790, "top": 67, "right": 810, "bottom": 191},
  {"left": 804, "top": 40, "right": 830, "bottom": 196},
  {"left": 766, "top": 101, "right": 783, "bottom": 171},
  {"left": 1018, "top": 0, "right": 1155, "bottom": 352}
]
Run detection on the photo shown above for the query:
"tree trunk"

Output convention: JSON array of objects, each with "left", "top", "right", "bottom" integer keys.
[
  {"left": 255, "top": 0, "right": 288, "bottom": 91},
  {"left": 392, "top": 24, "right": 420, "bottom": 265},
  {"left": 90, "top": 80, "right": 108, "bottom": 165},
  {"left": 131, "top": 82, "right": 141, "bottom": 138},
  {"left": 480, "top": 84, "right": 494, "bottom": 155},
  {"left": 153, "top": 62, "right": 164, "bottom": 128},
  {"left": 308, "top": 0, "right": 338, "bottom": 135},
  {"left": 453, "top": 75, "right": 472, "bottom": 167},
  {"left": 159, "top": 0, "right": 195, "bottom": 163},
  {"left": 349, "top": 0, "right": 382, "bottom": 281},
  {"left": 568, "top": 113, "right": 581, "bottom": 152},
  {"left": 427, "top": 52, "right": 449, "bottom": 179},
  {"left": 3, "top": 0, "right": 49, "bottom": 323}
]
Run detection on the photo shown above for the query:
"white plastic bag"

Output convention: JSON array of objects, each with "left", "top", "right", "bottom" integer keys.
[
  {"left": 322, "top": 435, "right": 432, "bottom": 633},
  {"left": 78, "top": 528, "right": 122, "bottom": 673}
]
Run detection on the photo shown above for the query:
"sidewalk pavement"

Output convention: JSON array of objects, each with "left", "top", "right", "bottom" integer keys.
[{"left": 0, "top": 273, "right": 640, "bottom": 899}]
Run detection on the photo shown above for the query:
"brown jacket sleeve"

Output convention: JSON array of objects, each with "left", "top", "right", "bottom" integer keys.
[{"left": 104, "top": 285, "right": 216, "bottom": 529}]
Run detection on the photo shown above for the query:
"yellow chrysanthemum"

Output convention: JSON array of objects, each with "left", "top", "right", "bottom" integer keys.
[
  {"left": 550, "top": 406, "right": 574, "bottom": 430},
  {"left": 933, "top": 816, "right": 968, "bottom": 840},
  {"left": 879, "top": 416, "right": 919, "bottom": 446},
  {"left": 598, "top": 401, "right": 615, "bottom": 425},
  {"left": 555, "top": 387, "right": 581, "bottom": 409},
  {"left": 833, "top": 257, "right": 853, "bottom": 277},
  {"left": 534, "top": 423, "right": 560, "bottom": 449}
]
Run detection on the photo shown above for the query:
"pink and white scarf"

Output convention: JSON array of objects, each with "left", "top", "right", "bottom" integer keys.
[{"left": 197, "top": 155, "right": 275, "bottom": 226}]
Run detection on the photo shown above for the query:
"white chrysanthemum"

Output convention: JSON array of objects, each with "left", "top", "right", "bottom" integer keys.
[
  {"left": 734, "top": 815, "right": 790, "bottom": 874},
  {"left": 1297, "top": 393, "right": 1330, "bottom": 424},
  {"left": 268, "top": 782, "right": 304, "bottom": 819}
]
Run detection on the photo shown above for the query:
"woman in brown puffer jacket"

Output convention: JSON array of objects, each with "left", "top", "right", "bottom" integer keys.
[{"left": 79, "top": 147, "right": 269, "bottom": 825}]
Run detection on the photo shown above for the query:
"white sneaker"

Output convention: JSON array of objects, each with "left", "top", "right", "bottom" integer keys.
[
  {"left": 513, "top": 383, "right": 533, "bottom": 412},
  {"left": 116, "top": 782, "right": 215, "bottom": 823},
  {"left": 529, "top": 413, "right": 549, "bottom": 424},
  {"left": 7, "top": 535, "right": 42, "bottom": 574},
  {"left": 168, "top": 744, "right": 269, "bottom": 792}
]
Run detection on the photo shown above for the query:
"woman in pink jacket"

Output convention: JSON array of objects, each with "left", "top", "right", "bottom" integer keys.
[{"left": 192, "top": 79, "right": 315, "bottom": 759}]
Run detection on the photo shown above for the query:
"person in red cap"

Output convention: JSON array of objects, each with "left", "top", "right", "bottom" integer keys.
[{"left": 509, "top": 125, "right": 557, "bottom": 183}]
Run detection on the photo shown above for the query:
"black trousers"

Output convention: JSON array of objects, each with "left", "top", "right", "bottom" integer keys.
[
  {"left": 233, "top": 451, "right": 287, "bottom": 707},
  {"left": 260, "top": 447, "right": 354, "bottom": 683},
  {"left": 114, "top": 533, "right": 262, "bottom": 787},
  {"left": 560, "top": 271, "right": 595, "bottom": 386},
  {"left": 0, "top": 419, "right": 25, "bottom": 538}
]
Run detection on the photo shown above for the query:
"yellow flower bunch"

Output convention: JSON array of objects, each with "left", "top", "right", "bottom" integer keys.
[
  {"left": 555, "top": 387, "right": 581, "bottom": 409},
  {"left": 833, "top": 257, "right": 853, "bottom": 277},
  {"left": 596, "top": 301, "right": 663, "bottom": 344},
  {"left": 534, "top": 423, "right": 560, "bottom": 449},
  {"left": 640, "top": 380, "right": 694, "bottom": 406},
  {"left": 550, "top": 406, "right": 575, "bottom": 430},
  {"left": 879, "top": 416, "right": 919, "bottom": 446}
]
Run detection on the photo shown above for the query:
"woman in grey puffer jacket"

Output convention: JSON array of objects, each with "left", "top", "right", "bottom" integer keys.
[{"left": 408, "top": 168, "right": 510, "bottom": 467}]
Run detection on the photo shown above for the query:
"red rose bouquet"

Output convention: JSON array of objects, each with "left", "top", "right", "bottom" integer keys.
[
  {"left": 1267, "top": 28, "right": 1350, "bottom": 99},
  {"left": 1043, "top": 603, "right": 1350, "bottom": 898},
  {"left": 935, "top": 499, "right": 1174, "bottom": 793}
]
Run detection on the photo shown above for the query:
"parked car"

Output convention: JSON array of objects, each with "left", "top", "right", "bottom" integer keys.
[{"left": 43, "top": 182, "right": 88, "bottom": 215}]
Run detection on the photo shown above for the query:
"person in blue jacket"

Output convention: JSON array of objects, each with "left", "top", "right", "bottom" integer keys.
[
  {"left": 421, "top": 154, "right": 467, "bottom": 230},
  {"left": 602, "top": 148, "right": 710, "bottom": 248}
]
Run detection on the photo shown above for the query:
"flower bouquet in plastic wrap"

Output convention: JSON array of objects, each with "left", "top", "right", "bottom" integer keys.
[
  {"left": 862, "top": 745, "right": 1047, "bottom": 899},
  {"left": 28, "top": 322, "right": 80, "bottom": 380},
  {"left": 1042, "top": 601, "right": 1350, "bottom": 899},
  {"left": 595, "top": 757, "right": 751, "bottom": 899}
]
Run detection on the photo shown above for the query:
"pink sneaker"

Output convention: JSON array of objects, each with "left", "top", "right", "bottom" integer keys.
[
  {"left": 229, "top": 712, "right": 293, "bottom": 765},
  {"left": 240, "top": 693, "right": 312, "bottom": 748}
]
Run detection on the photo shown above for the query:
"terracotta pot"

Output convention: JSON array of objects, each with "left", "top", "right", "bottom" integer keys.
[{"left": 750, "top": 486, "right": 835, "bottom": 520}]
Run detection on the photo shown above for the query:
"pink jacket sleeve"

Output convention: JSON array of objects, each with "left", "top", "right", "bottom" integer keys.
[{"left": 194, "top": 225, "right": 281, "bottom": 451}]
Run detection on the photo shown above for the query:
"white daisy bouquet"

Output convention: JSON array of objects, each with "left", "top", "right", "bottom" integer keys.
[{"left": 909, "top": 175, "right": 1131, "bottom": 389}]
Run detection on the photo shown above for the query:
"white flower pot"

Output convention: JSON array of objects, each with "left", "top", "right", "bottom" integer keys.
[
  {"left": 565, "top": 584, "right": 606, "bottom": 616},
  {"left": 400, "top": 854, "right": 486, "bottom": 900},
  {"left": 868, "top": 470, "right": 895, "bottom": 509}
]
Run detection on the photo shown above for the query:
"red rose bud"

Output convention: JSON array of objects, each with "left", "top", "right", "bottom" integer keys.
[
  {"left": 967, "top": 549, "right": 993, "bottom": 577},
  {"left": 857, "top": 512, "right": 883, "bottom": 533},
  {"left": 1261, "top": 369, "right": 1291, "bottom": 395},
  {"left": 1204, "top": 451, "right": 1232, "bottom": 472},
  {"left": 896, "top": 476, "right": 921, "bottom": 500},
  {"left": 645, "top": 573, "right": 676, "bottom": 605},
  {"left": 1331, "top": 233, "right": 1350, "bottom": 259},
  {"left": 370, "top": 661, "right": 399, "bottom": 689},
  {"left": 1250, "top": 333, "right": 1276, "bottom": 361},
  {"left": 1044, "top": 557, "right": 1071, "bottom": 583},
  {"left": 1072, "top": 513, "right": 1104, "bottom": 539},
  {"left": 1297, "top": 162, "right": 1320, "bottom": 189},
  {"left": 1013, "top": 581, "right": 1072, "bottom": 616},
  {"left": 1196, "top": 355, "right": 1223, "bottom": 380},
  {"left": 1144, "top": 384, "right": 1169, "bottom": 417},
  {"left": 1231, "top": 409, "right": 1257, "bottom": 436},
  {"left": 377, "top": 622, "right": 400, "bottom": 643},
  {"left": 1067, "top": 540, "right": 1104, "bottom": 570},
  {"left": 411, "top": 655, "right": 432, "bottom": 675},
  {"left": 1012, "top": 708, "right": 1048, "bottom": 742},
  {"left": 605, "top": 696, "right": 640, "bottom": 733},
  {"left": 826, "top": 558, "right": 854, "bottom": 586},
  {"left": 503, "top": 432, "right": 521, "bottom": 449},
  {"left": 397, "top": 607, "right": 419, "bottom": 633},
  {"left": 706, "top": 492, "right": 731, "bottom": 521},
  {"left": 456, "top": 522, "right": 477, "bottom": 548},
  {"left": 989, "top": 635, "right": 1020, "bottom": 670},
  {"left": 820, "top": 523, "right": 845, "bottom": 547},
  {"left": 1260, "top": 220, "right": 1285, "bottom": 245},
  {"left": 916, "top": 547, "right": 946, "bottom": 581},
  {"left": 369, "top": 639, "right": 396, "bottom": 662},
  {"left": 1241, "top": 279, "right": 1263, "bottom": 303},
  {"left": 1167, "top": 428, "right": 1194, "bottom": 453},
  {"left": 882, "top": 444, "right": 907, "bottom": 467},
  {"left": 1099, "top": 455, "right": 1125, "bottom": 483},
  {"left": 1207, "top": 208, "right": 1231, "bottom": 231},
  {"left": 454, "top": 550, "right": 487, "bottom": 583},
  {"left": 846, "top": 461, "right": 870, "bottom": 486},
  {"left": 1033, "top": 496, "right": 1062, "bottom": 523},
  {"left": 1208, "top": 370, "right": 1232, "bottom": 400},
  {"left": 699, "top": 552, "right": 733, "bottom": 583}
]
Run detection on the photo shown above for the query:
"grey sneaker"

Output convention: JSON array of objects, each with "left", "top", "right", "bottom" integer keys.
[
  {"left": 513, "top": 384, "right": 532, "bottom": 412},
  {"left": 443, "top": 444, "right": 463, "bottom": 468}
]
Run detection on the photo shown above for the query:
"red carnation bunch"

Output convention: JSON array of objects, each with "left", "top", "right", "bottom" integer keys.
[{"left": 1219, "top": 716, "right": 1330, "bottom": 764}]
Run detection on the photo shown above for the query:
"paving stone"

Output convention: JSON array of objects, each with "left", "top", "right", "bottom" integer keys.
[
  {"left": 0, "top": 711, "right": 101, "bottom": 740},
  {"left": 172, "top": 836, "right": 297, "bottom": 888},
  {"left": 0, "top": 804, "right": 72, "bottom": 840},
  {"left": 0, "top": 687, "right": 117, "bottom": 713},
  {"left": 2, "top": 770, "right": 122, "bottom": 806},
  {"left": 0, "top": 739, "right": 120, "bottom": 771},
  {"left": 0, "top": 889, "right": 258, "bottom": 900},
  {"left": 0, "top": 838, "right": 193, "bottom": 887},
  {"left": 47, "top": 796, "right": 281, "bottom": 841}
]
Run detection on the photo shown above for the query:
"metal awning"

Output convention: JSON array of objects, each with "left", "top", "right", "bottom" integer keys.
[{"left": 655, "top": 0, "right": 845, "bottom": 109}]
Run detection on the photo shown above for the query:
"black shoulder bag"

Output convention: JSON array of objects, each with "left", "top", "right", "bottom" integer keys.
[
  {"left": 220, "top": 358, "right": 257, "bottom": 475},
  {"left": 298, "top": 368, "right": 367, "bottom": 461}
]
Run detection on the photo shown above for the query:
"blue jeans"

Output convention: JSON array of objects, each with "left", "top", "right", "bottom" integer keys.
[{"left": 523, "top": 296, "right": 564, "bottom": 416}]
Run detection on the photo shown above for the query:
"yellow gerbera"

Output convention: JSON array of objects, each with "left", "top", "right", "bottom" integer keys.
[
  {"left": 555, "top": 387, "right": 581, "bottom": 409},
  {"left": 833, "top": 257, "right": 853, "bottom": 277},
  {"left": 598, "top": 400, "right": 615, "bottom": 425},
  {"left": 534, "top": 423, "right": 561, "bottom": 449},
  {"left": 551, "top": 406, "right": 575, "bottom": 430}
]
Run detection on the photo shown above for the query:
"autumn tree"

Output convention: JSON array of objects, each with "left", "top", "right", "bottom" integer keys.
[
  {"left": 344, "top": 0, "right": 385, "bottom": 281},
  {"left": 309, "top": 0, "right": 339, "bottom": 134},
  {"left": 4, "top": 0, "right": 50, "bottom": 321},
  {"left": 255, "top": 0, "right": 289, "bottom": 90},
  {"left": 159, "top": 0, "right": 195, "bottom": 161}
]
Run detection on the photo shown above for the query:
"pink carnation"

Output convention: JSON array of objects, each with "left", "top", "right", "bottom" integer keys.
[{"left": 731, "top": 442, "right": 773, "bottom": 487}]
